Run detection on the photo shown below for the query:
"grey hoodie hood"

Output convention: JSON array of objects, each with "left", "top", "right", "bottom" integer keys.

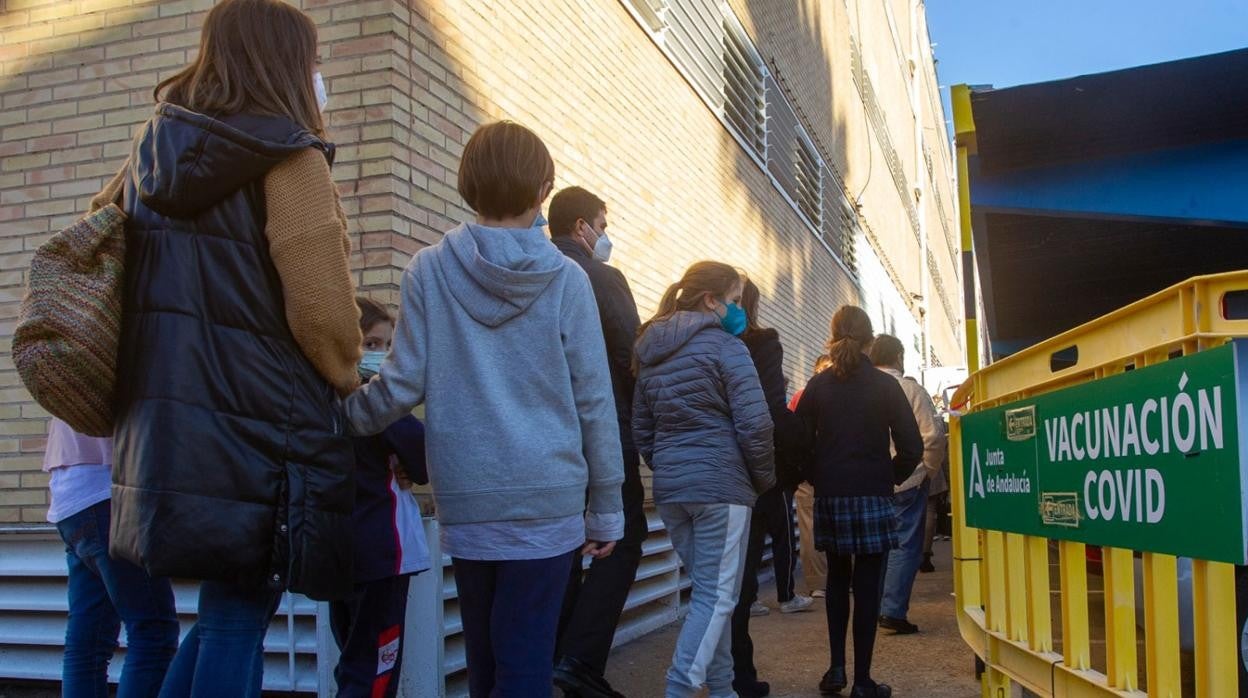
[
  {"left": 636, "top": 311, "right": 722, "bottom": 366},
  {"left": 439, "top": 222, "right": 565, "bottom": 327}
]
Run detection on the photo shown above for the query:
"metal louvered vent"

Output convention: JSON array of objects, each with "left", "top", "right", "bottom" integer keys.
[{"left": 721, "top": 14, "right": 765, "bottom": 157}]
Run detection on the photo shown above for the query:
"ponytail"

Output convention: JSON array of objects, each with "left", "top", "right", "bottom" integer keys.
[
  {"left": 825, "top": 305, "right": 873, "bottom": 379},
  {"left": 634, "top": 261, "right": 741, "bottom": 374}
]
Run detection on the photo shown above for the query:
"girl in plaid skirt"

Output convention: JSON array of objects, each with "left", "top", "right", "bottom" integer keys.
[{"left": 793, "top": 306, "right": 924, "bottom": 698}]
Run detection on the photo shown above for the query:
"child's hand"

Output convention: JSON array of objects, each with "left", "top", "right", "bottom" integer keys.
[
  {"left": 389, "top": 454, "right": 413, "bottom": 490},
  {"left": 581, "top": 540, "right": 616, "bottom": 559}
]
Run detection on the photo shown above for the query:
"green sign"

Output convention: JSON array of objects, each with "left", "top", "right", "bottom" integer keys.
[{"left": 961, "top": 340, "right": 1248, "bottom": 564}]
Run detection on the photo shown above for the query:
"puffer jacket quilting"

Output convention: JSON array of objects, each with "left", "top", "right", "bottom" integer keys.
[{"left": 632, "top": 311, "right": 775, "bottom": 506}]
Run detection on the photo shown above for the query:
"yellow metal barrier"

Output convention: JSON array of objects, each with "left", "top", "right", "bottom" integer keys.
[{"left": 952, "top": 85, "right": 1245, "bottom": 697}]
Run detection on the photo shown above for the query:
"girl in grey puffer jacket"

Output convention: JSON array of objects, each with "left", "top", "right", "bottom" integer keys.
[{"left": 633, "top": 261, "right": 774, "bottom": 698}]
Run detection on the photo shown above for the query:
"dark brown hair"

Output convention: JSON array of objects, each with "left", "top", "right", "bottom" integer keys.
[
  {"left": 548, "top": 186, "right": 606, "bottom": 237},
  {"left": 635, "top": 261, "right": 741, "bottom": 372},
  {"left": 356, "top": 296, "right": 393, "bottom": 334},
  {"left": 868, "top": 333, "right": 905, "bottom": 369},
  {"left": 740, "top": 278, "right": 767, "bottom": 338},
  {"left": 826, "top": 305, "right": 873, "bottom": 379},
  {"left": 458, "top": 121, "right": 555, "bottom": 219},
  {"left": 155, "top": 0, "right": 325, "bottom": 136}
]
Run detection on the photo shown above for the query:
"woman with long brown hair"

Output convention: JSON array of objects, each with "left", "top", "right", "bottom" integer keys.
[
  {"left": 94, "top": 1, "right": 362, "bottom": 695},
  {"left": 729, "top": 279, "right": 811, "bottom": 698},
  {"left": 632, "top": 262, "right": 775, "bottom": 698},
  {"left": 794, "top": 306, "right": 922, "bottom": 698}
]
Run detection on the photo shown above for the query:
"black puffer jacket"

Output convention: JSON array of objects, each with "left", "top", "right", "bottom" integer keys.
[
  {"left": 632, "top": 311, "right": 775, "bottom": 506},
  {"left": 108, "top": 104, "right": 355, "bottom": 601},
  {"left": 742, "top": 328, "right": 805, "bottom": 490}
]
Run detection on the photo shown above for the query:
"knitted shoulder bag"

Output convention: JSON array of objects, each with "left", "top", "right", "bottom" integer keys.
[{"left": 13, "top": 200, "right": 126, "bottom": 437}]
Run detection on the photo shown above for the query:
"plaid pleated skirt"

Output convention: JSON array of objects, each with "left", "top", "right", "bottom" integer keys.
[{"left": 813, "top": 495, "right": 898, "bottom": 556}]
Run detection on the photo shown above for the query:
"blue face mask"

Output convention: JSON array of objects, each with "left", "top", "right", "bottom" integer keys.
[
  {"left": 718, "top": 302, "right": 748, "bottom": 336},
  {"left": 358, "top": 351, "right": 386, "bottom": 380},
  {"left": 533, "top": 211, "right": 548, "bottom": 228}
]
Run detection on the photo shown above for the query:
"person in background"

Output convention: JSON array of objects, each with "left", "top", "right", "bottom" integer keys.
[
  {"left": 46, "top": 418, "right": 179, "bottom": 698},
  {"left": 548, "top": 186, "right": 646, "bottom": 698},
  {"left": 330, "top": 297, "right": 432, "bottom": 698},
  {"left": 730, "top": 279, "right": 811, "bottom": 698},
  {"left": 921, "top": 423, "right": 950, "bottom": 574},
  {"left": 343, "top": 121, "right": 624, "bottom": 697},
  {"left": 795, "top": 307, "right": 922, "bottom": 698},
  {"left": 789, "top": 354, "right": 832, "bottom": 598},
  {"left": 869, "top": 335, "right": 947, "bottom": 635},
  {"left": 104, "top": 2, "right": 363, "bottom": 695},
  {"left": 633, "top": 261, "right": 775, "bottom": 698}
]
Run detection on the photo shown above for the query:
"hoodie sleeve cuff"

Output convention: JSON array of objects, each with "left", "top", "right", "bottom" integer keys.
[{"left": 585, "top": 510, "right": 624, "bottom": 543}]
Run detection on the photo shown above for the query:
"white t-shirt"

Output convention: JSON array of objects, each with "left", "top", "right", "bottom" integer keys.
[{"left": 47, "top": 463, "right": 111, "bottom": 524}]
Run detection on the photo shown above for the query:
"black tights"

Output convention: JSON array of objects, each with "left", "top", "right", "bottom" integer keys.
[{"left": 825, "top": 552, "right": 885, "bottom": 687}]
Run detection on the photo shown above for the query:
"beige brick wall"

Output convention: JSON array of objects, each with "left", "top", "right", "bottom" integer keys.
[{"left": 0, "top": 0, "right": 959, "bottom": 522}]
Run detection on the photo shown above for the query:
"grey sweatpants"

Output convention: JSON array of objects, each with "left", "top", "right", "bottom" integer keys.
[{"left": 657, "top": 502, "right": 751, "bottom": 698}]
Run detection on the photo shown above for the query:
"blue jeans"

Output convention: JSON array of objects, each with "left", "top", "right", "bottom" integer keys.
[
  {"left": 453, "top": 551, "right": 576, "bottom": 697},
  {"left": 880, "top": 479, "right": 930, "bottom": 620},
  {"left": 158, "top": 581, "right": 281, "bottom": 698},
  {"left": 56, "top": 500, "right": 179, "bottom": 698}
]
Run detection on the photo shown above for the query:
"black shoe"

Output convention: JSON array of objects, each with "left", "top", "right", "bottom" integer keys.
[
  {"left": 879, "top": 615, "right": 919, "bottom": 634},
  {"left": 819, "top": 666, "right": 848, "bottom": 694},
  {"left": 553, "top": 656, "right": 624, "bottom": 698},
  {"left": 850, "top": 682, "right": 892, "bottom": 698},
  {"left": 732, "top": 678, "right": 771, "bottom": 697},
  {"left": 919, "top": 553, "right": 935, "bottom": 573}
]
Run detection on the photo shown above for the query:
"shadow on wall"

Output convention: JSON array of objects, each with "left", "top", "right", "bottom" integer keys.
[{"left": 718, "top": 0, "right": 856, "bottom": 386}]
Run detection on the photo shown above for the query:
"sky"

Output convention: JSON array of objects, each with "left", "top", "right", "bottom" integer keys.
[{"left": 925, "top": 0, "right": 1248, "bottom": 124}]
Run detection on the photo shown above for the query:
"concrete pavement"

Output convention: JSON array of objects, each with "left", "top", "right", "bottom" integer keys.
[{"left": 602, "top": 540, "right": 979, "bottom": 697}]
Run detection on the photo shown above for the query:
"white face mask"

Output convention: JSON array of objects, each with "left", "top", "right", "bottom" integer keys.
[
  {"left": 583, "top": 221, "right": 613, "bottom": 263},
  {"left": 313, "top": 71, "right": 328, "bottom": 112},
  {"left": 593, "top": 232, "right": 613, "bottom": 263}
]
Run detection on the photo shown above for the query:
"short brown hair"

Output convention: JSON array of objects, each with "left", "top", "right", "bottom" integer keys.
[
  {"left": 155, "top": 0, "right": 324, "bottom": 136},
  {"left": 458, "top": 121, "right": 555, "bottom": 219},
  {"left": 356, "top": 296, "right": 394, "bottom": 334},
  {"left": 868, "top": 334, "right": 905, "bottom": 368},
  {"left": 548, "top": 186, "right": 606, "bottom": 237}
]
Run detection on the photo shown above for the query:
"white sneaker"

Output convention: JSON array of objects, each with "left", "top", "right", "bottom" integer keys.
[
  {"left": 780, "top": 594, "right": 815, "bottom": 614},
  {"left": 749, "top": 601, "right": 770, "bottom": 617},
  {"left": 811, "top": 589, "right": 826, "bottom": 599}
]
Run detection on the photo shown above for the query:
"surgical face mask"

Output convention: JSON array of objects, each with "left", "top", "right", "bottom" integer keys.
[
  {"left": 593, "top": 233, "right": 614, "bottom": 263},
  {"left": 583, "top": 222, "right": 613, "bottom": 263},
  {"left": 313, "top": 71, "right": 328, "bottom": 112},
  {"left": 533, "top": 211, "right": 548, "bottom": 228},
  {"left": 717, "top": 301, "right": 748, "bottom": 336},
  {"left": 358, "top": 350, "right": 386, "bottom": 380}
]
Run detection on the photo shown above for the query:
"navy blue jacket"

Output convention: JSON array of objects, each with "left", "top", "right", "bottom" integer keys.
[
  {"left": 109, "top": 104, "right": 355, "bottom": 600},
  {"left": 350, "top": 415, "right": 428, "bottom": 583},
  {"left": 795, "top": 354, "right": 923, "bottom": 498}
]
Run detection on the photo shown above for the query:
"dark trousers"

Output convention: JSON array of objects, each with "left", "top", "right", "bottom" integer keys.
[
  {"left": 329, "top": 575, "right": 412, "bottom": 698},
  {"left": 454, "top": 551, "right": 577, "bottom": 697},
  {"left": 731, "top": 486, "right": 796, "bottom": 685},
  {"left": 557, "top": 451, "right": 647, "bottom": 675}
]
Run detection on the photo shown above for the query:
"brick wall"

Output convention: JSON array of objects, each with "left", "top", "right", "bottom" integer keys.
[{"left": 0, "top": 0, "right": 958, "bottom": 523}]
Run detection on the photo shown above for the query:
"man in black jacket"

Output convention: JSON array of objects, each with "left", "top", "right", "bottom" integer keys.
[{"left": 549, "top": 186, "right": 646, "bottom": 698}]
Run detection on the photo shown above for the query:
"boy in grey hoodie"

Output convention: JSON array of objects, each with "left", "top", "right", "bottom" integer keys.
[{"left": 344, "top": 122, "right": 624, "bottom": 697}]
